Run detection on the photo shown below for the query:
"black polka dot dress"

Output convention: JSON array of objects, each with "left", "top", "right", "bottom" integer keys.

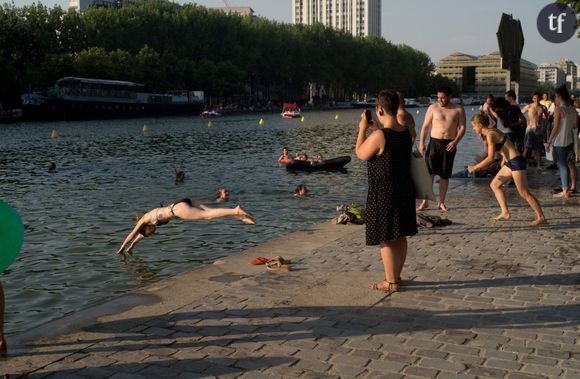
[{"left": 365, "top": 128, "right": 418, "bottom": 245}]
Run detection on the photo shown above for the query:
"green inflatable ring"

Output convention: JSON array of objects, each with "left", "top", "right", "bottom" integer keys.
[{"left": 0, "top": 200, "right": 24, "bottom": 272}]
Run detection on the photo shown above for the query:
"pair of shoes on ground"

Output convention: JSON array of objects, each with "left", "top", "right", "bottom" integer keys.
[
  {"left": 249, "top": 256, "right": 292, "bottom": 271},
  {"left": 266, "top": 257, "right": 291, "bottom": 271}
]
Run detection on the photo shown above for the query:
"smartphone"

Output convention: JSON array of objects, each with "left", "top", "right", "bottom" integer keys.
[{"left": 365, "top": 109, "right": 373, "bottom": 124}]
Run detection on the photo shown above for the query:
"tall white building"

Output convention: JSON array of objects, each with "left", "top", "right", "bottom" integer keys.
[
  {"left": 70, "top": 0, "right": 122, "bottom": 11},
  {"left": 292, "top": 0, "right": 381, "bottom": 37},
  {"left": 555, "top": 58, "right": 577, "bottom": 91}
]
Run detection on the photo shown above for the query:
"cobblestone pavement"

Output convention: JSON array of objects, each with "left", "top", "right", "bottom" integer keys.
[{"left": 2, "top": 169, "right": 579, "bottom": 378}]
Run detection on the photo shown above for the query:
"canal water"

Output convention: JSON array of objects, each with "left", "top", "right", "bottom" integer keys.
[{"left": 0, "top": 107, "right": 484, "bottom": 334}]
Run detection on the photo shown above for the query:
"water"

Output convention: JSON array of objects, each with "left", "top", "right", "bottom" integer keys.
[{"left": 0, "top": 107, "right": 483, "bottom": 334}]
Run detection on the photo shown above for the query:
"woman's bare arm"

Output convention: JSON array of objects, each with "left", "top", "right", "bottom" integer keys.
[
  {"left": 468, "top": 133, "right": 496, "bottom": 172},
  {"left": 118, "top": 217, "right": 146, "bottom": 254}
]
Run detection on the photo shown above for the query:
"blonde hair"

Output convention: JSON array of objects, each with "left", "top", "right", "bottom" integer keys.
[{"left": 471, "top": 113, "right": 490, "bottom": 127}]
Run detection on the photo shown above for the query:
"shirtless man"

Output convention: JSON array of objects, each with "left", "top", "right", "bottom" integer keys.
[
  {"left": 418, "top": 86, "right": 466, "bottom": 212},
  {"left": 521, "top": 92, "right": 546, "bottom": 168}
]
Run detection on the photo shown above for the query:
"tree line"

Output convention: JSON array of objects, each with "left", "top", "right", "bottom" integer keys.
[{"left": 0, "top": 0, "right": 455, "bottom": 108}]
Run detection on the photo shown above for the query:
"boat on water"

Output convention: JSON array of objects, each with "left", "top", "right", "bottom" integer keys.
[
  {"left": 281, "top": 103, "right": 301, "bottom": 118},
  {"left": 200, "top": 105, "right": 222, "bottom": 118},
  {"left": 0, "top": 106, "right": 23, "bottom": 124},
  {"left": 285, "top": 156, "right": 351, "bottom": 171},
  {"left": 21, "top": 77, "right": 205, "bottom": 122},
  {"left": 351, "top": 98, "right": 376, "bottom": 108}
]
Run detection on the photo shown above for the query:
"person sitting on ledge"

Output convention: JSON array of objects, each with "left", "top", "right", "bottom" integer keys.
[{"left": 117, "top": 199, "right": 256, "bottom": 255}]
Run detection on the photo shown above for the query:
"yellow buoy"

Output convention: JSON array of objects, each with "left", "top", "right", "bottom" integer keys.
[
  {"left": 335, "top": 114, "right": 339, "bottom": 120},
  {"left": 143, "top": 124, "right": 149, "bottom": 133},
  {"left": 300, "top": 116, "right": 305, "bottom": 122},
  {"left": 259, "top": 118, "right": 265, "bottom": 125},
  {"left": 50, "top": 130, "right": 58, "bottom": 139},
  {"left": 208, "top": 121, "right": 213, "bottom": 128},
  {"left": 416, "top": 109, "right": 420, "bottom": 115}
]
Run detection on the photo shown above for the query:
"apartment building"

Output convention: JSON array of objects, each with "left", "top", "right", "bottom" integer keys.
[
  {"left": 292, "top": 0, "right": 381, "bottom": 37},
  {"left": 436, "top": 51, "right": 538, "bottom": 97}
]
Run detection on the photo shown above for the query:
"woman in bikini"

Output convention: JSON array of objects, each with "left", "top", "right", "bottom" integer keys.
[
  {"left": 467, "top": 112, "right": 545, "bottom": 226},
  {"left": 117, "top": 199, "right": 256, "bottom": 255}
]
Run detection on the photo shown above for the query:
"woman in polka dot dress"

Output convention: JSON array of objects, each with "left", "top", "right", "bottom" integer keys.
[{"left": 355, "top": 90, "right": 418, "bottom": 293}]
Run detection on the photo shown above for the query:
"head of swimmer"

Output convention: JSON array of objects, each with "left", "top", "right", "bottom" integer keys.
[
  {"left": 216, "top": 187, "right": 229, "bottom": 202},
  {"left": 139, "top": 224, "right": 157, "bottom": 237},
  {"left": 294, "top": 184, "right": 308, "bottom": 197}
]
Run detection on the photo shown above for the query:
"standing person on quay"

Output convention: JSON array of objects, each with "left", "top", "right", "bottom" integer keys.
[
  {"left": 467, "top": 113, "right": 545, "bottom": 225},
  {"left": 505, "top": 89, "right": 527, "bottom": 153},
  {"left": 521, "top": 92, "right": 546, "bottom": 169},
  {"left": 547, "top": 86, "right": 578, "bottom": 198},
  {"left": 355, "top": 90, "right": 418, "bottom": 293},
  {"left": 418, "top": 85, "right": 466, "bottom": 212},
  {"left": 572, "top": 94, "right": 580, "bottom": 163},
  {"left": 396, "top": 91, "right": 417, "bottom": 143},
  {"left": 481, "top": 94, "right": 497, "bottom": 128}
]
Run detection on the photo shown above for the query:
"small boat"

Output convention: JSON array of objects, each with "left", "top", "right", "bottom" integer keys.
[
  {"left": 286, "top": 156, "right": 351, "bottom": 171},
  {"left": 351, "top": 98, "right": 376, "bottom": 108},
  {"left": 281, "top": 103, "right": 301, "bottom": 118},
  {"left": 0, "top": 107, "right": 23, "bottom": 124},
  {"left": 200, "top": 105, "right": 222, "bottom": 118},
  {"left": 21, "top": 76, "right": 204, "bottom": 122}
]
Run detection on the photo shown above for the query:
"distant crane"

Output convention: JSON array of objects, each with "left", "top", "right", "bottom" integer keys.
[{"left": 222, "top": 0, "right": 232, "bottom": 7}]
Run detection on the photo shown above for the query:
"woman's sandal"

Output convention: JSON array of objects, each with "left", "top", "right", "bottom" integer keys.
[{"left": 370, "top": 280, "right": 400, "bottom": 293}]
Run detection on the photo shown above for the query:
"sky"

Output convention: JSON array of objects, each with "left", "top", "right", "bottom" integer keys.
[{"left": 11, "top": 0, "right": 580, "bottom": 65}]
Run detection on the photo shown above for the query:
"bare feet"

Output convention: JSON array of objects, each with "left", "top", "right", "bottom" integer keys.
[
  {"left": 493, "top": 213, "right": 510, "bottom": 221},
  {"left": 553, "top": 189, "right": 570, "bottom": 199},
  {"left": 416, "top": 200, "right": 428, "bottom": 211},
  {"left": 438, "top": 202, "right": 449, "bottom": 212},
  {"left": 236, "top": 206, "right": 256, "bottom": 225},
  {"left": 531, "top": 216, "right": 547, "bottom": 226}
]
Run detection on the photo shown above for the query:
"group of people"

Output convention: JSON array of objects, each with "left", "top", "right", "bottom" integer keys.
[
  {"left": 479, "top": 88, "right": 579, "bottom": 199},
  {"left": 355, "top": 84, "right": 578, "bottom": 294},
  {"left": 277, "top": 147, "right": 324, "bottom": 164}
]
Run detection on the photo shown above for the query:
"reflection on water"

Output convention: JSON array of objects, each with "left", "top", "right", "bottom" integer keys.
[{"left": 0, "top": 107, "right": 483, "bottom": 334}]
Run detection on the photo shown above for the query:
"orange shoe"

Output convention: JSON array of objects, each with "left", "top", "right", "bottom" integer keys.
[{"left": 249, "top": 257, "right": 270, "bottom": 265}]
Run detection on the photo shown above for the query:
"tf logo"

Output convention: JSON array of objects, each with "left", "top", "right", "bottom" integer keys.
[{"left": 537, "top": 3, "right": 577, "bottom": 43}]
